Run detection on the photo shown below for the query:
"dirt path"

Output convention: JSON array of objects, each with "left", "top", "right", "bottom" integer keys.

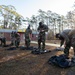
[{"left": 0, "top": 42, "right": 75, "bottom": 75}]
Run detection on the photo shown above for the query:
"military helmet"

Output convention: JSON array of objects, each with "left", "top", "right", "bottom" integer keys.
[
  {"left": 39, "top": 21, "right": 43, "bottom": 27},
  {"left": 39, "top": 22, "right": 42, "bottom": 25}
]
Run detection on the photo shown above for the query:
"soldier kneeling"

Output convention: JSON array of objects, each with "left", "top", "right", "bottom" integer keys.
[{"left": 0, "top": 37, "right": 6, "bottom": 46}]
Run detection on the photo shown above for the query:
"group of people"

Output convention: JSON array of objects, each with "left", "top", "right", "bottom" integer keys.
[
  {"left": 25, "top": 21, "right": 48, "bottom": 51},
  {"left": 26, "top": 21, "right": 75, "bottom": 59},
  {"left": 0, "top": 21, "right": 75, "bottom": 59},
  {"left": 10, "top": 21, "right": 49, "bottom": 50},
  {"left": 11, "top": 31, "right": 20, "bottom": 48}
]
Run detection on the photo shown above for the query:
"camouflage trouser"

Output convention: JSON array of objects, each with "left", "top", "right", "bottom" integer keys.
[
  {"left": 64, "top": 39, "right": 75, "bottom": 57},
  {"left": 15, "top": 39, "right": 20, "bottom": 48},
  {"left": 64, "top": 41, "right": 71, "bottom": 57},
  {"left": 71, "top": 37, "right": 75, "bottom": 56},
  {"left": 38, "top": 38, "right": 45, "bottom": 51},
  {"left": 25, "top": 39, "right": 30, "bottom": 48},
  {"left": 11, "top": 38, "right": 15, "bottom": 45}
]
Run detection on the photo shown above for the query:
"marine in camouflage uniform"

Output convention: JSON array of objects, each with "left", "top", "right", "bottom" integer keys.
[
  {"left": 14, "top": 32, "right": 20, "bottom": 48},
  {"left": 0, "top": 37, "right": 6, "bottom": 46},
  {"left": 0, "top": 33, "right": 6, "bottom": 46},
  {"left": 37, "top": 22, "right": 48, "bottom": 51},
  {"left": 11, "top": 31, "right": 15, "bottom": 45},
  {"left": 56, "top": 29, "right": 71, "bottom": 47},
  {"left": 56, "top": 29, "right": 75, "bottom": 58},
  {"left": 68, "top": 29, "right": 75, "bottom": 57},
  {"left": 25, "top": 25, "right": 32, "bottom": 48}
]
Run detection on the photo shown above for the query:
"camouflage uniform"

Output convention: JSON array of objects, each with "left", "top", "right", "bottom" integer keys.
[
  {"left": 0, "top": 37, "right": 6, "bottom": 46},
  {"left": 11, "top": 31, "right": 15, "bottom": 45},
  {"left": 15, "top": 32, "right": 20, "bottom": 48},
  {"left": 37, "top": 22, "right": 48, "bottom": 51},
  {"left": 25, "top": 25, "right": 32, "bottom": 48},
  {"left": 56, "top": 29, "right": 73, "bottom": 57},
  {"left": 59, "top": 29, "right": 71, "bottom": 47},
  {"left": 0, "top": 33, "right": 6, "bottom": 46},
  {"left": 68, "top": 29, "right": 75, "bottom": 56}
]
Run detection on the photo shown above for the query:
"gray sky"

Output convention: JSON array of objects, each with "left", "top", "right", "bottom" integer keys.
[{"left": 0, "top": 0, "right": 75, "bottom": 18}]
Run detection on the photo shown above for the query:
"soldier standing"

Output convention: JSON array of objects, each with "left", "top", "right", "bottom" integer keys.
[
  {"left": 10, "top": 31, "right": 15, "bottom": 45},
  {"left": 25, "top": 25, "right": 32, "bottom": 48},
  {"left": 37, "top": 22, "right": 48, "bottom": 51},
  {"left": 14, "top": 32, "right": 20, "bottom": 48}
]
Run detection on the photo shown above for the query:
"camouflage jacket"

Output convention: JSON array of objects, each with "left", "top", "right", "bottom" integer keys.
[
  {"left": 59, "top": 29, "right": 71, "bottom": 46},
  {"left": 15, "top": 33, "right": 20, "bottom": 40},
  {"left": 68, "top": 29, "right": 75, "bottom": 38},
  {"left": 25, "top": 28, "right": 32, "bottom": 39},
  {"left": 37, "top": 24, "right": 48, "bottom": 39},
  {"left": 11, "top": 32, "right": 15, "bottom": 38}
]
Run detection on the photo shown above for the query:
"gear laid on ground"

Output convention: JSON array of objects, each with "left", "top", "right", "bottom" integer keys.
[
  {"left": 31, "top": 47, "right": 51, "bottom": 54},
  {"left": 6, "top": 47, "right": 16, "bottom": 50},
  {"left": 48, "top": 54, "right": 75, "bottom": 68},
  {"left": 20, "top": 46, "right": 33, "bottom": 50}
]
